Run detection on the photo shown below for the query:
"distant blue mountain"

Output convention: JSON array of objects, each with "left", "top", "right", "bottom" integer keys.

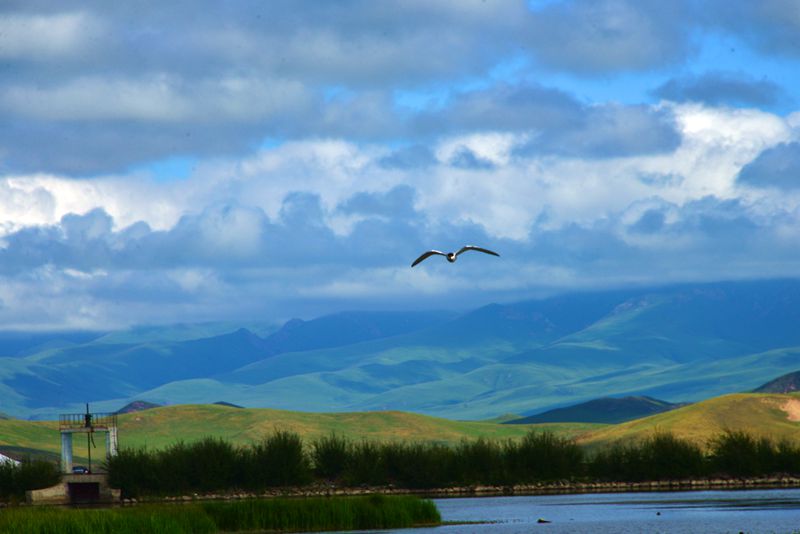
[
  {"left": 505, "top": 396, "right": 683, "bottom": 424},
  {"left": 3, "top": 279, "right": 800, "bottom": 420}
]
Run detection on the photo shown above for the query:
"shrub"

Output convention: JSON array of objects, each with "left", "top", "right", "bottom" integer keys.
[
  {"left": 454, "top": 438, "right": 505, "bottom": 485},
  {"left": 0, "top": 459, "right": 61, "bottom": 502},
  {"left": 242, "top": 430, "right": 312, "bottom": 489},
  {"left": 507, "top": 431, "right": 584, "bottom": 482},
  {"left": 311, "top": 433, "right": 350, "bottom": 480},
  {"left": 709, "top": 430, "right": 765, "bottom": 477}
]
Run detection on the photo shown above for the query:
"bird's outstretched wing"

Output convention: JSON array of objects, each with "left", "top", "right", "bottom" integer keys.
[
  {"left": 411, "top": 250, "right": 447, "bottom": 267},
  {"left": 456, "top": 245, "right": 500, "bottom": 258}
]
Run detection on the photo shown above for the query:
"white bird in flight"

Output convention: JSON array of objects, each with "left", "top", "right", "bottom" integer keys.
[{"left": 411, "top": 245, "right": 500, "bottom": 267}]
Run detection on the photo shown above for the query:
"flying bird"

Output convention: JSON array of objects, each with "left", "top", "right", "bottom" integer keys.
[{"left": 411, "top": 245, "right": 500, "bottom": 267}]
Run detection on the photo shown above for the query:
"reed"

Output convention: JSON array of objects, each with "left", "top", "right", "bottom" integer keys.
[
  {"left": 0, "top": 496, "right": 440, "bottom": 533},
  {"left": 0, "top": 505, "right": 216, "bottom": 534},
  {"left": 201, "top": 495, "right": 441, "bottom": 531}
]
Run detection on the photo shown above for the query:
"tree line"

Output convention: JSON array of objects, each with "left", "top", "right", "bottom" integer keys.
[
  {"left": 106, "top": 429, "right": 800, "bottom": 498},
  {"left": 4, "top": 429, "right": 800, "bottom": 500}
]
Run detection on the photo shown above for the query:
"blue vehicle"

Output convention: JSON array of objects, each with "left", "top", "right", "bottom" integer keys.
[{"left": 72, "top": 465, "right": 90, "bottom": 474}]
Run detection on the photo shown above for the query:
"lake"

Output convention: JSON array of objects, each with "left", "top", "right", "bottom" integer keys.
[{"left": 335, "top": 488, "right": 800, "bottom": 533}]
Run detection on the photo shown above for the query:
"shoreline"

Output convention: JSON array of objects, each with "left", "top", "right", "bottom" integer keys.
[{"left": 121, "top": 476, "right": 800, "bottom": 504}]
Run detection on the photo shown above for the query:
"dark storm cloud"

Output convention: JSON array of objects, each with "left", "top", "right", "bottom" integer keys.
[
  {"left": 653, "top": 71, "right": 784, "bottom": 108},
  {"left": 737, "top": 142, "right": 800, "bottom": 190}
]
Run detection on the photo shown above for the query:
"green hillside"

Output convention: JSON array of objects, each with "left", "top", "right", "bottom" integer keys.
[
  {"left": 0, "top": 405, "right": 601, "bottom": 458},
  {"left": 579, "top": 393, "right": 800, "bottom": 449},
  {"left": 5, "top": 394, "right": 800, "bottom": 462}
]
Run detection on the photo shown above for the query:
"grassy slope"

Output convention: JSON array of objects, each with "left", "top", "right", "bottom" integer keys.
[
  {"left": 7, "top": 394, "right": 800, "bottom": 459},
  {"left": 579, "top": 393, "right": 800, "bottom": 450},
  {"left": 0, "top": 405, "right": 602, "bottom": 457}
]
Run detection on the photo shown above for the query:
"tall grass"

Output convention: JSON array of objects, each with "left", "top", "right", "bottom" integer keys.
[
  {"left": 0, "top": 496, "right": 440, "bottom": 533},
  {"left": 0, "top": 505, "right": 216, "bottom": 534},
  {"left": 202, "top": 495, "right": 440, "bottom": 531}
]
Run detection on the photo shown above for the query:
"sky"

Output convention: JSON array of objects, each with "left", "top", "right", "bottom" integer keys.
[{"left": 2, "top": 0, "right": 800, "bottom": 330}]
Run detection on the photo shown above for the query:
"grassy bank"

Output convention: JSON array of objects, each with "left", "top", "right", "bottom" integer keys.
[{"left": 0, "top": 495, "right": 440, "bottom": 533}]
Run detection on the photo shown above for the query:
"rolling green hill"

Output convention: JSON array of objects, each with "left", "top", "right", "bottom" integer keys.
[
  {"left": 578, "top": 393, "right": 800, "bottom": 450},
  {"left": 5, "top": 394, "right": 800, "bottom": 462},
  {"left": 0, "top": 404, "right": 601, "bottom": 459}
]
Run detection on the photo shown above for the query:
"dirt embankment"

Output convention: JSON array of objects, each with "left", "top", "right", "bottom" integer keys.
[
  {"left": 120, "top": 477, "right": 800, "bottom": 504},
  {"left": 779, "top": 398, "right": 800, "bottom": 422}
]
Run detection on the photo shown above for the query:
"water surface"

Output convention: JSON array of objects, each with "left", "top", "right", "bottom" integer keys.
[{"left": 344, "top": 488, "right": 800, "bottom": 533}]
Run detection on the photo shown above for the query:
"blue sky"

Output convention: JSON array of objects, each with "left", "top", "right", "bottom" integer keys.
[{"left": 1, "top": 0, "right": 800, "bottom": 330}]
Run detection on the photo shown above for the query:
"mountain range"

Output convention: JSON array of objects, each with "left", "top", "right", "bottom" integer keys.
[{"left": 2, "top": 279, "right": 800, "bottom": 420}]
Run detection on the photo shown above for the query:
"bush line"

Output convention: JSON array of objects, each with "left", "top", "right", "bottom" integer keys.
[
  {"left": 5, "top": 429, "right": 800, "bottom": 500},
  {"left": 102, "top": 429, "right": 800, "bottom": 498}
]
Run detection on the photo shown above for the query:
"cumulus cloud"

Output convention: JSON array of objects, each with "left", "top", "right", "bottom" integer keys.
[
  {"left": 0, "top": 101, "right": 798, "bottom": 328},
  {"left": 2, "top": 2, "right": 800, "bottom": 329}
]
